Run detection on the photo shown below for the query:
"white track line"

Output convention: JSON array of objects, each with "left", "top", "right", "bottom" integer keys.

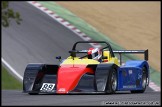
[
  {"left": 149, "top": 81, "right": 161, "bottom": 91},
  {"left": 1, "top": 58, "right": 23, "bottom": 80}
]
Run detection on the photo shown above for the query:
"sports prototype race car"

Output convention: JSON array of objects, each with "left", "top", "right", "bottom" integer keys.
[{"left": 23, "top": 41, "right": 149, "bottom": 95}]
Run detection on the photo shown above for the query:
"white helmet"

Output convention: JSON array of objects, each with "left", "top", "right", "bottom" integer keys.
[{"left": 87, "top": 48, "right": 102, "bottom": 60}]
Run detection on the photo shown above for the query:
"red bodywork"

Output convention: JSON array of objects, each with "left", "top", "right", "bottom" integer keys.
[{"left": 56, "top": 64, "right": 94, "bottom": 94}]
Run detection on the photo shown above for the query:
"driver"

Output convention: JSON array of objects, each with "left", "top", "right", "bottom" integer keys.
[{"left": 87, "top": 48, "right": 102, "bottom": 61}]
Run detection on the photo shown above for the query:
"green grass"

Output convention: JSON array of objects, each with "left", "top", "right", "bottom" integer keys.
[{"left": 2, "top": 66, "right": 22, "bottom": 90}]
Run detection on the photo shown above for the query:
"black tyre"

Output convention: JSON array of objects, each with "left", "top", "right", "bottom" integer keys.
[
  {"left": 106, "top": 68, "right": 117, "bottom": 94},
  {"left": 131, "top": 67, "right": 147, "bottom": 93}
]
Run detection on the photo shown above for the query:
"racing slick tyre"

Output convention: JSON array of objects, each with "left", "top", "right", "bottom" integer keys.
[
  {"left": 106, "top": 68, "right": 117, "bottom": 94},
  {"left": 131, "top": 67, "right": 147, "bottom": 93}
]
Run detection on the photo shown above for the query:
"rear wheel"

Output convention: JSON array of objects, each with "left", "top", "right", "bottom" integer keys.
[{"left": 131, "top": 67, "right": 147, "bottom": 93}]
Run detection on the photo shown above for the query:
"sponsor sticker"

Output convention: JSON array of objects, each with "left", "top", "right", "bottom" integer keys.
[
  {"left": 58, "top": 88, "right": 66, "bottom": 92},
  {"left": 128, "top": 70, "right": 133, "bottom": 74},
  {"left": 123, "top": 85, "right": 136, "bottom": 88},
  {"left": 138, "top": 74, "right": 142, "bottom": 79}
]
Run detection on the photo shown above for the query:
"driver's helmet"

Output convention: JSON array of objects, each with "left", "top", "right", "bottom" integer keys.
[{"left": 87, "top": 48, "right": 102, "bottom": 60}]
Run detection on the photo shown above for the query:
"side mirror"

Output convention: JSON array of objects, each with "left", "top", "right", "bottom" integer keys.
[{"left": 56, "top": 56, "right": 61, "bottom": 62}]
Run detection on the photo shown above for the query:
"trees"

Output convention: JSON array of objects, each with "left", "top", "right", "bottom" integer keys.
[{"left": 1, "top": 1, "right": 22, "bottom": 27}]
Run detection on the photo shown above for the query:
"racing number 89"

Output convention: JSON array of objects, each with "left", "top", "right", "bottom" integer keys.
[{"left": 40, "top": 83, "right": 55, "bottom": 91}]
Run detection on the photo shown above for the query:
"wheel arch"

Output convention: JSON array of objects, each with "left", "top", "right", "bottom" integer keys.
[
  {"left": 23, "top": 64, "right": 59, "bottom": 94},
  {"left": 95, "top": 63, "right": 119, "bottom": 92}
]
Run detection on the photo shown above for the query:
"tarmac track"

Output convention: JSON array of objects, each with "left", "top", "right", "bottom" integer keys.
[
  {"left": 2, "top": 89, "right": 160, "bottom": 106},
  {"left": 1, "top": 2, "right": 161, "bottom": 106}
]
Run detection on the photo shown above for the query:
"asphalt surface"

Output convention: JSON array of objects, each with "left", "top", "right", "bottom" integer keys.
[
  {"left": 2, "top": 2, "right": 161, "bottom": 106},
  {"left": 2, "top": 89, "right": 160, "bottom": 106},
  {"left": 2, "top": 1, "right": 90, "bottom": 80}
]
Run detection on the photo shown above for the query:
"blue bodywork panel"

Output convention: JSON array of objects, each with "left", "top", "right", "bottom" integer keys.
[{"left": 117, "top": 60, "right": 149, "bottom": 91}]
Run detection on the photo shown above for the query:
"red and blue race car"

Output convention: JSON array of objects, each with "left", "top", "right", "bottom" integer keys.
[{"left": 23, "top": 41, "right": 149, "bottom": 94}]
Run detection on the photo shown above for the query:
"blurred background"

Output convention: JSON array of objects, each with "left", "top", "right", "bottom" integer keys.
[{"left": 57, "top": 1, "right": 160, "bottom": 72}]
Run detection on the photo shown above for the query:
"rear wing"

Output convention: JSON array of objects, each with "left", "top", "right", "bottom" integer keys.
[{"left": 113, "top": 49, "right": 148, "bottom": 65}]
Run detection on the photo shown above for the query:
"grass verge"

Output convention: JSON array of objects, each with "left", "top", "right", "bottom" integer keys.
[{"left": 2, "top": 66, "right": 22, "bottom": 90}]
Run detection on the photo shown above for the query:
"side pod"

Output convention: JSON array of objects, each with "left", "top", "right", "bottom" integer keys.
[{"left": 23, "top": 64, "right": 59, "bottom": 94}]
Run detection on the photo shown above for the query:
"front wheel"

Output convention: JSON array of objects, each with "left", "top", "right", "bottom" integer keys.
[{"left": 106, "top": 68, "right": 117, "bottom": 94}]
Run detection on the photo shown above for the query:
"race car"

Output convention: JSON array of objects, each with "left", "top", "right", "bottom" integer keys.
[{"left": 23, "top": 41, "right": 149, "bottom": 95}]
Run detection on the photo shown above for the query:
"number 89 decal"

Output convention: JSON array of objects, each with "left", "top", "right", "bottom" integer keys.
[{"left": 40, "top": 83, "right": 55, "bottom": 92}]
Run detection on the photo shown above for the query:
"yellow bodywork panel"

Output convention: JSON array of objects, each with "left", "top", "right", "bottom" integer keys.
[
  {"left": 61, "top": 56, "right": 100, "bottom": 65},
  {"left": 61, "top": 51, "right": 119, "bottom": 66},
  {"left": 103, "top": 51, "right": 119, "bottom": 66},
  {"left": 106, "top": 58, "right": 119, "bottom": 66}
]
